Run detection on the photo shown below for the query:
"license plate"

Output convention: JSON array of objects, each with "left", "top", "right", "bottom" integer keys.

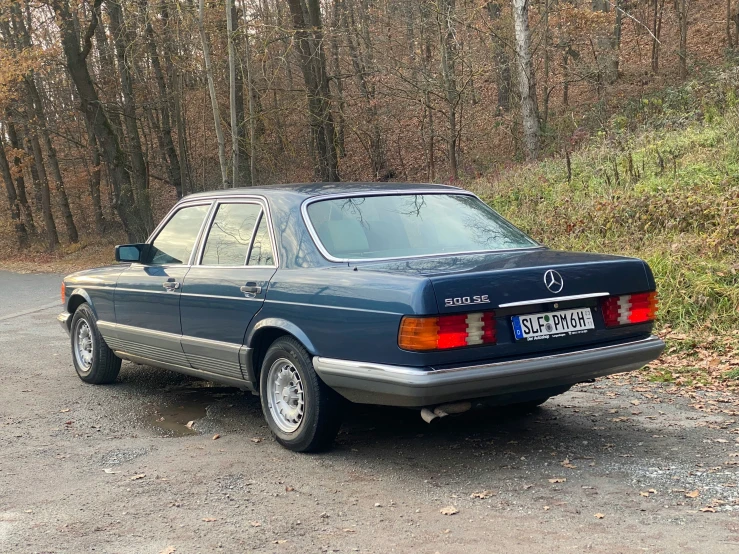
[{"left": 512, "top": 308, "right": 595, "bottom": 341}]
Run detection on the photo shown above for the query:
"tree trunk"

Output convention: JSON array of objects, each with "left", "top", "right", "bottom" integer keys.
[
  {"left": 438, "top": 0, "right": 459, "bottom": 180},
  {"left": 106, "top": 0, "right": 153, "bottom": 231},
  {"left": 26, "top": 77, "right": 79, "bottom": 243},
  {"left": 5, "top": 121, "right": 36, "bottom": 235},
  {"left": 651, "top": 0, "right": 665, "bottom": 74},
  {"left": 84, "top": 118, "right": 105, "bottom": 234},
  {"left": 8, "top": 9, "right": 79, "bottom": 243},
  {"left": 286, "top": 0, "right": 340, "bottom": 182},
  {"left": 0, "top": 134, "right": 28, "bottom": 247},
  {"left": 678, "top": 0, "right": 689, "bottom": 78},
  {"left": 51, "top": 0, "right": 148, "bottom": 242},
  {"left": 241, "top": 1, "right": 257, "bottom": 185},
  {"left": 727, "top": 0, "right": 734, "bottom": 47},
  {"left": 198, "top": 0, "right": 229, "bottom": 187},
  {"left": 142, "top": 0, "right": 182, "bottom": 198},
  {"left": 485, "top": 2, "right": 511, "bottom": 114},
  {"left": 28, "top": 131, "right": 58, "bottom": 251},
  {"left": 226, "top": 0, "right": 240, "bottom": 186},
  {"left": 512, "top": 0, "right": 540, "bottom": 160}
]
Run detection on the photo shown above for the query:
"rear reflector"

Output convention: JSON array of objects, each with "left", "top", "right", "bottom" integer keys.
[
  {"left": 399, "top": 312, "right": 497, "bottom": 351},
  {"left": 602, "top": 292, "right": 658, "bottom": 327},
  {"left": 61, "top": 281, "right": 66, "bottom": 305}
]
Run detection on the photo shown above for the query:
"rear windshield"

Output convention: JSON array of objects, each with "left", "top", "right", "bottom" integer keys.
[{"left": 305, "top": 193, "right": 538, "bottom": 260}]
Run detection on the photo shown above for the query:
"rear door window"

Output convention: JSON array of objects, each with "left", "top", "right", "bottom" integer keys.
[{"left": 201, "top": 203, "right": 262, "bottom": 266}]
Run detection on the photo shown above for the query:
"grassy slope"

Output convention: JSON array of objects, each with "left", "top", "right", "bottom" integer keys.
[{"left": 468, "top": 69, "right": 739, "bottom": 386}]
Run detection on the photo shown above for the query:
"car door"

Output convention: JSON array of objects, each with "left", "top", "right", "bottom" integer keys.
[
  {"left": 111, "top": 202, "right": 213, "bottom": 367},
  {"left": 179, "top": 199, "right": 277, "bottom": 380}
]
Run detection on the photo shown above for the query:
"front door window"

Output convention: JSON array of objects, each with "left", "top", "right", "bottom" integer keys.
[{"left": 149, "top": 204, "right": 211, "bottom": 265}]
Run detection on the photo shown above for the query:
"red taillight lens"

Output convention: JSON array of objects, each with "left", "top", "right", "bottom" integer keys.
[
  {"left": 61, "top": 281, "right": 66, "bottom": 305},
  {"left": 399, "top": 312, "right": 497, "bottom": 351},
  {"left": 602, "top": 292, "right": 658, "bottom": 327}
]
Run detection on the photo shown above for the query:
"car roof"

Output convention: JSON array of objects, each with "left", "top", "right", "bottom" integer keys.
[{"left": 182, "top": 182, "right": 464, "bottom": 201}]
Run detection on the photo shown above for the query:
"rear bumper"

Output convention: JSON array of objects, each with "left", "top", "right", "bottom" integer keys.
[
  {"left": 313, "top": 336, "right": 665, "bottom": 407},
  {"left": 58, "top": 312, "right": 72, "bottom": 335}
]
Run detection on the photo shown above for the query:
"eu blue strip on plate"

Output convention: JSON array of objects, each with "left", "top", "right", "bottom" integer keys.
[{"left": 512, "top": 316, "right": 524, "bottom": 340}]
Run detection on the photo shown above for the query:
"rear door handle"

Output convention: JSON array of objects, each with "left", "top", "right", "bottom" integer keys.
[
  {"left": 240, "top": 283, "right": 262, "bottom": 296},
  {"left": 162, "top": 280, "right": 180, "bottom": 291}
]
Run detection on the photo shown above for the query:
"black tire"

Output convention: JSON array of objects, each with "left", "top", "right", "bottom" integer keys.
[
  {"left": 70, "top": 303, "right": 121, "bottom": 384},
  {"left": 259, "top": 336, "right": 342, "bottom": 452}
]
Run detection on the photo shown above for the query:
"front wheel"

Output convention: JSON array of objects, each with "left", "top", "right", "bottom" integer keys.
[
  {"left": 259, "top": 337, "right": 342, "bottom": 452},
  {"left": 70, "top": 303, "right": 121, "bottom": 384}
]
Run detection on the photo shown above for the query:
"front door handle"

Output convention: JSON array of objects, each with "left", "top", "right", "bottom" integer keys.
[
  {"left": 240, "top": 283, "right": 262, "bottom": 296},
  {"left": 162, "top": 280, "right": 180, "bottom": 291}
]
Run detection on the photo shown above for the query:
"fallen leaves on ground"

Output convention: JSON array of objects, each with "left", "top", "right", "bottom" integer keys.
[
  {"left": 212, "top": 434, "right": 220, "bottom": 440},
  {"left": 250, "top": 437, "right": 262, "bottom": 443},
  {"left": 700, "top": 507, "right": 717, "bottom": 513},
  {"left": 158, "top": 547, "right": 176, "bottom": 554},
  {"left": 548, "top": 478, "right": 566, "bottom": 483},
  {"left": 440, "top": 506, "right": 459, "bottom": 515},
  {"left": 102, "top": 468, "right": 119, "bottom": 474},
  {"left": 202, "top": 517, "right": 217, "bottom": 522},
  {"left": 249, "top": 521, "right": 261, "bottom": 527},
  {"left": 561, "top": 458, "right": 577, "bottom": 469},
  {"left": 594, "top": 513, "right": 605, "bottom": 519},
  {"left": 685, "top": 490, "right": 700, "bottom": 498},
  {"left": 185, "top": 421, "right": 194, "bottom": 429},
  {"left": 130, "top": 474, "right": 145, "bottom": 480}
]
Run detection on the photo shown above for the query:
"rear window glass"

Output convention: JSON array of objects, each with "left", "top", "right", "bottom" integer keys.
[{"left": 306, "top": 194, "right": 537, "bottom": 260}]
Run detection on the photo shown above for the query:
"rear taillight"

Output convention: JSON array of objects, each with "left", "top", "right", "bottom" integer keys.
[
  {"left": 61, "top": 281, "right": 66, "bottom": 305},
  {"left": 602, "top": 292, "right": 658, "bottom": 327},
  {"left": 399, "top": 312, "right": 497, "bottom": 351}
]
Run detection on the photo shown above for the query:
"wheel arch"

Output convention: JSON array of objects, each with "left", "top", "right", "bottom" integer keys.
[
  {"left": 245, "top": 318, "right": 317, "bottom": 390},
  {"left": 67, "top": 288, "right": 97, "bottom": 319}
]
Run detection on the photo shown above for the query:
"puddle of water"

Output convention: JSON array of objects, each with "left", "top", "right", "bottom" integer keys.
[{"left": 147, "top": 385, "right": 239, "bottom": 437}]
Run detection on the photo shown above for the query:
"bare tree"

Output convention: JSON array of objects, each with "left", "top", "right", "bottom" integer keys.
[
  {"left": 287, "top": 0, "right": 340, "bottom": 182},
  {"left": 199, "top": 0, "right": 229, "bottom": 187},
  {"left": 512, "top": 0, "right": 540, "bottom": 160}
]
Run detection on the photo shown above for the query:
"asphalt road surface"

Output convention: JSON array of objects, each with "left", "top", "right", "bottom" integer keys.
[{"left": 1, "top": 270, "right": 738, "bottom": 553}]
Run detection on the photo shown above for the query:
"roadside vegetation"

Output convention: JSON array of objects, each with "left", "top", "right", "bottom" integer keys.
[{"left": 470, "top": 68, "right": 739, "bottom": 387}]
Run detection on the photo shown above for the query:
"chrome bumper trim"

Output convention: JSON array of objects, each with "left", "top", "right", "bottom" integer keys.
[
  {"left": 313, "top": 336, "right": 665, "bottom": 407},
  {"left": 57, "top": 312, "right": 72, "bottom": 335}
]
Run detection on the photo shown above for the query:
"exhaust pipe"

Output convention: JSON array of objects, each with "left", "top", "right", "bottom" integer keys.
[{"left": 420, "top": 401, "right": 472, "bottom": 423}]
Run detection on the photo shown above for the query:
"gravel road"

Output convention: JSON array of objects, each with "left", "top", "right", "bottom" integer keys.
[{"left": 1, "top": 270, "right": 738, "bottom": 553}]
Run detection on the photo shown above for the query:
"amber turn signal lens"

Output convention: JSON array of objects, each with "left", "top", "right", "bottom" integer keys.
[
  {"left": 398, "top": 316, "right": 440, "bottom": 351},
  {"left": 61, "top": 281, "right": 66, "bottom": 305}
]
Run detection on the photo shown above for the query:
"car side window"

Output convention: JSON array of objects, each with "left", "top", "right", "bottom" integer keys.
[
  {"left": 148, "top": 204, "right": 210, "bottom": 265},
  {"left": 201, "top": 203, "right": 261, "bottom": 266},
  {"left": 247, "top": 214, "right": 275, "bottom": 266}
]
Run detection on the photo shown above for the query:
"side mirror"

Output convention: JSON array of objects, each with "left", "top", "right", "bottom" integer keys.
[{"left": 115, "top": 244, "right": 148, "bottom": 263}]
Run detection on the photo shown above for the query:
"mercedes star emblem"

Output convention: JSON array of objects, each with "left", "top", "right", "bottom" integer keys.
[{"left": 544, "top": 269, "right": 564, "bottom": 294}]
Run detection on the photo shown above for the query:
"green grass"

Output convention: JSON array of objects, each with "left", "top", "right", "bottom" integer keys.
[{"left": 467, "top": 70, "right": 739, "bottom": 337}]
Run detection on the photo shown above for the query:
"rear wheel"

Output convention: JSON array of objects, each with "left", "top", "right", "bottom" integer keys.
[
  {"left": 70, "top": 303, "right": 121, "bottom": 384},
  {"left": 259, "top": 337, "right": 342, "bottom": 452}
]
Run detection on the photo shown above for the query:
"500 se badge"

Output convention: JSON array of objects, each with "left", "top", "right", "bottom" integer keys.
[{"left": 444, "top": 295, "right": 490, "bottom": 307}]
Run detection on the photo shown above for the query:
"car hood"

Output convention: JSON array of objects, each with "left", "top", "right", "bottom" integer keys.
[
  {"left": 64, "top": 264, "right": 128, "bottom": 287},
  {"left": 354, "top": 249, "right": 654, "bottom": 312}
]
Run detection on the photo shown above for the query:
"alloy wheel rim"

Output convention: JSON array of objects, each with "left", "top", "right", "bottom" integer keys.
[
  {"left": 267, "top": 358, "right": 305, "bottom": 433},
  {"left": 74, "top": 319, "right": 94, "bottom": 371}
]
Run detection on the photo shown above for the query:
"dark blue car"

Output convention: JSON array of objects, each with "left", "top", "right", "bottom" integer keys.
[{"left": 58, "top": 183, "right": 665, "bottom": 451}]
